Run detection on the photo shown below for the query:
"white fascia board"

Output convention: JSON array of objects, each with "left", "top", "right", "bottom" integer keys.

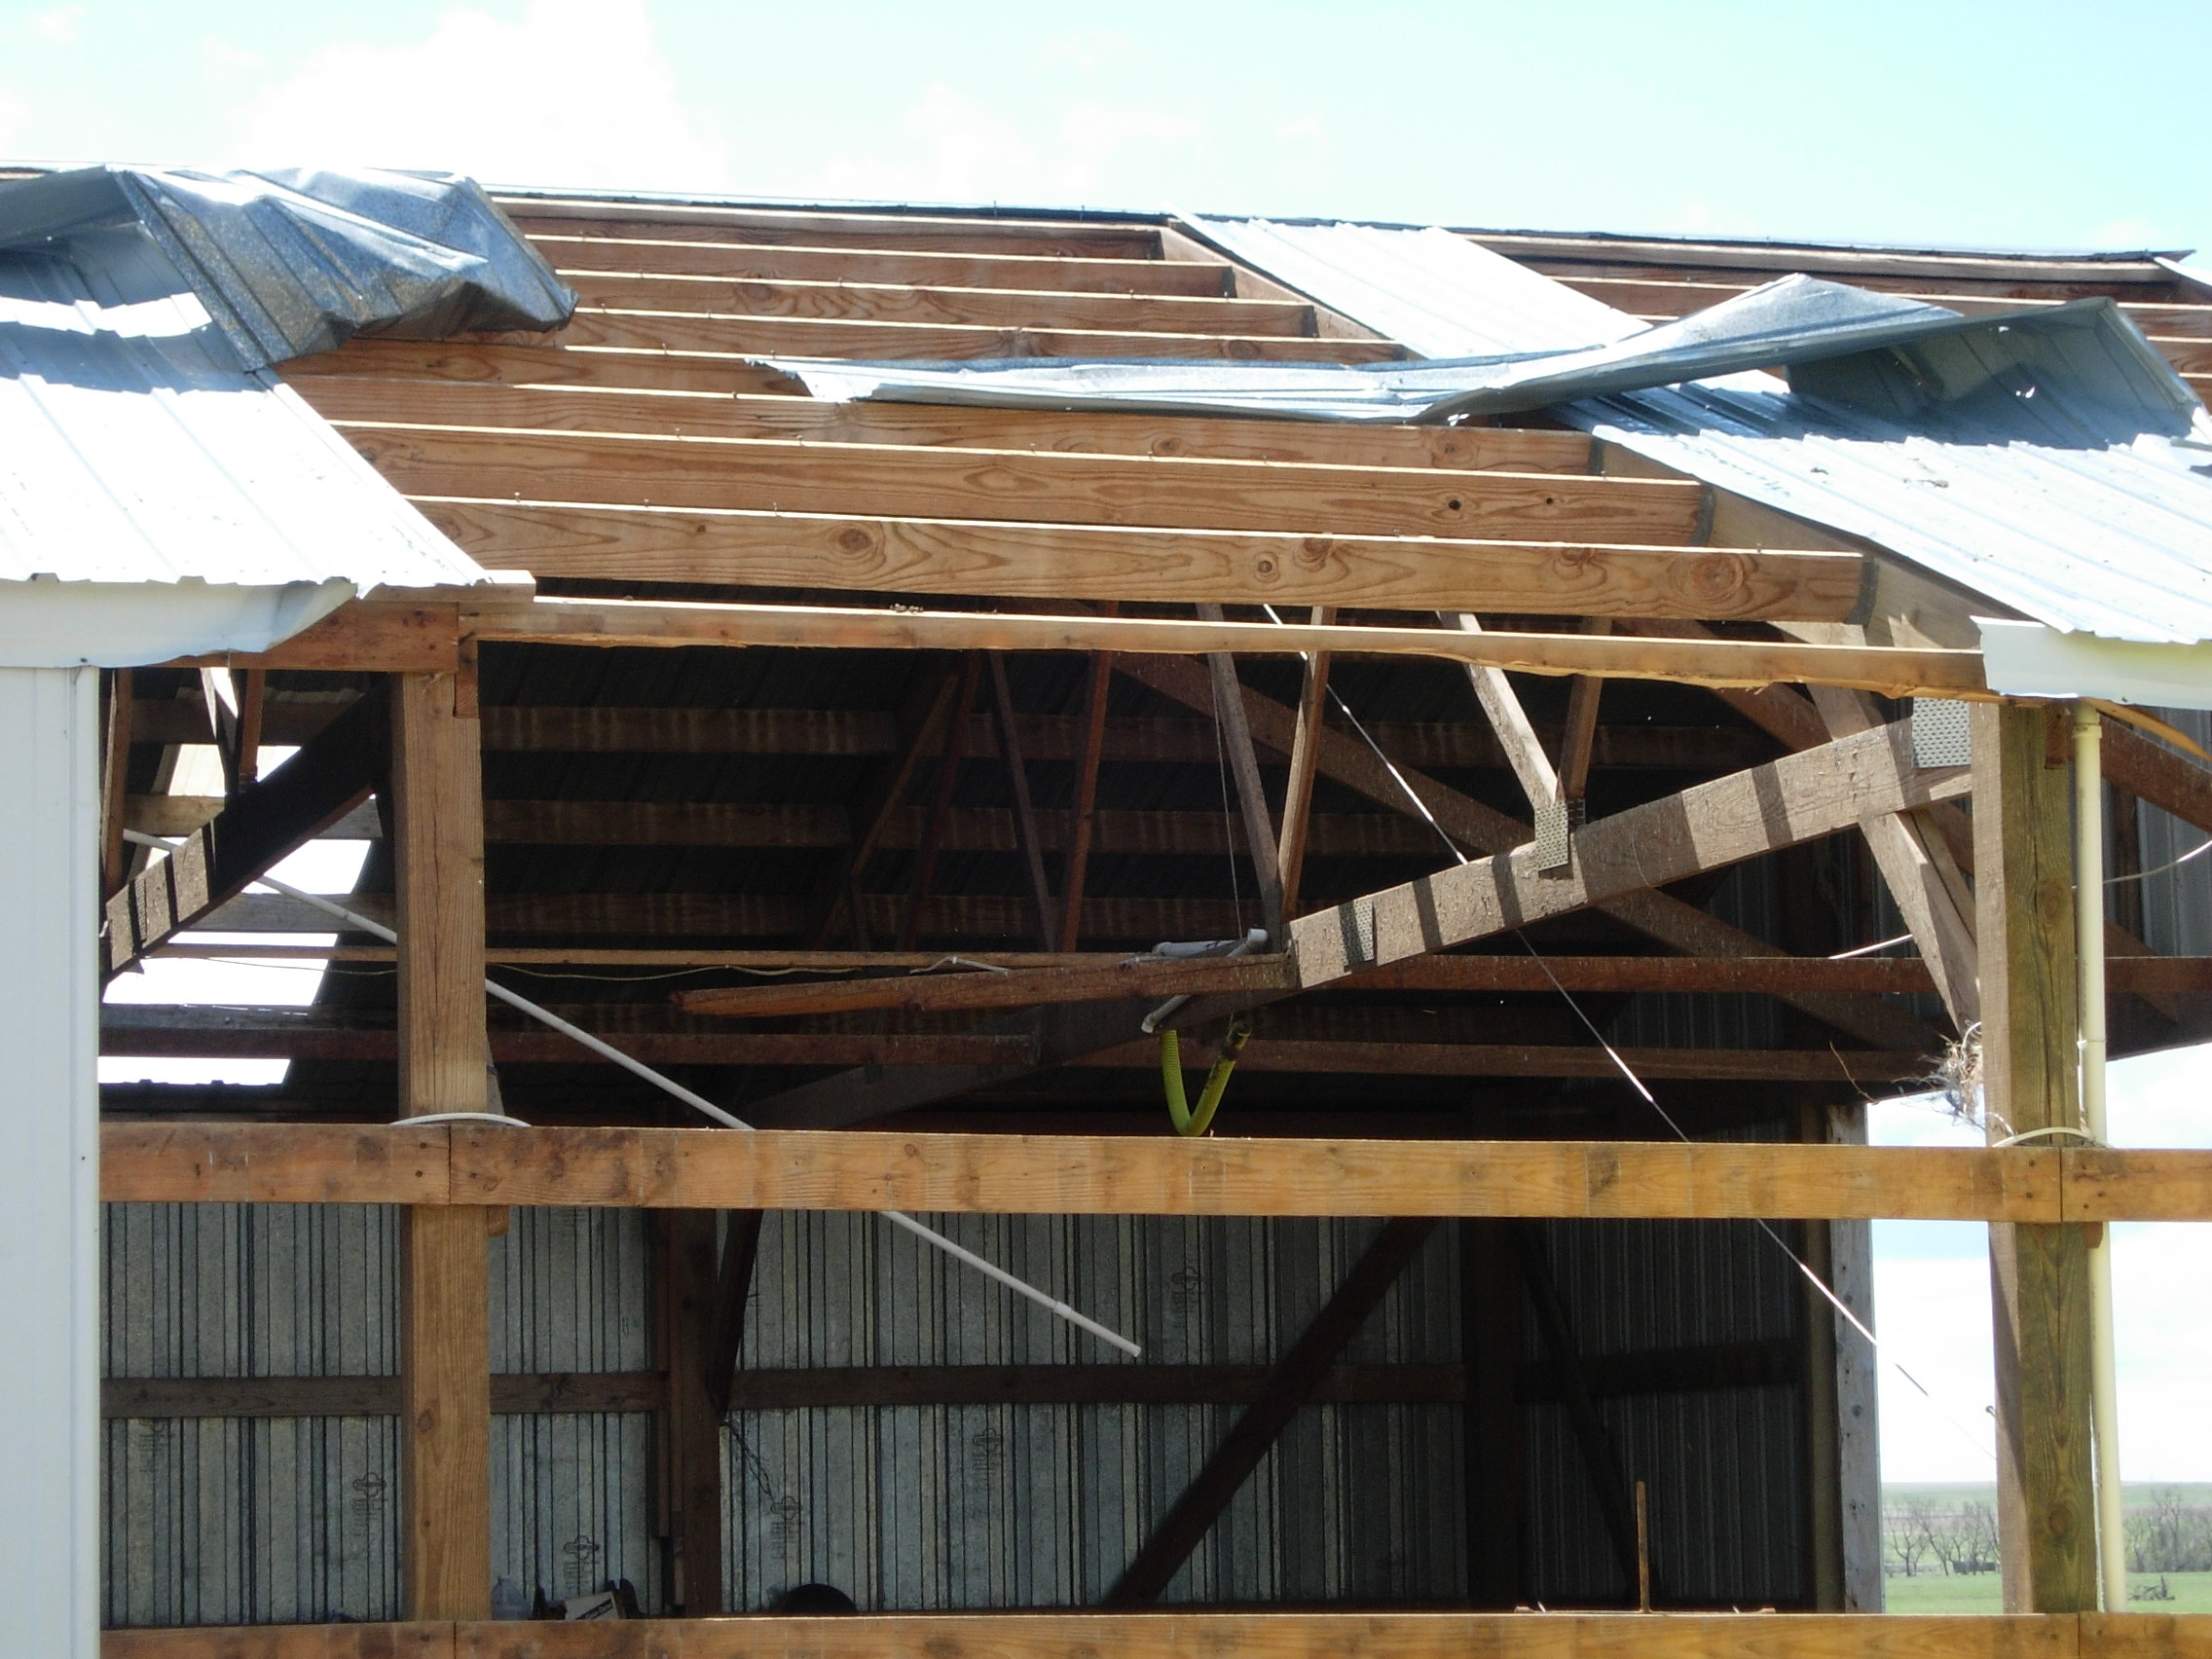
[
  {"left": 1978, "top": 617, "right": 2212, "bottom": 711},
  {"left": 0, "top": 576, "right": 352, "bottom": 667}
]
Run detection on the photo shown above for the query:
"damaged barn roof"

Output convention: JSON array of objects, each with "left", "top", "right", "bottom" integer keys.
[
  {"left": 0, "top": 167, "right": 567, "bottom": 662},
  {"left": 762, "top": 213, "right": 2212, "bottom": 700}
]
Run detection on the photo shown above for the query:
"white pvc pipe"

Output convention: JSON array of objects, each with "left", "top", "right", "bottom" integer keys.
[
  {"left": 124, "top": 830, "right": 1142, "bottom": 1357},
  {"left": 2073, "top": 703, "right": 2125, "bottom": 1609}
]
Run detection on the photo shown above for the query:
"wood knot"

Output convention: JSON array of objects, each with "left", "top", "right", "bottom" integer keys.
[{"left": 838, "top": 527, "right": 877, "bottom": 555}]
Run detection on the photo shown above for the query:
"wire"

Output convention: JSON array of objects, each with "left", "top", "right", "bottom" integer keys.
[
  {"left": 2106, "top": 834, "right": 2212, "bottom": 886},
  {"left": 1831, "top": 933, "right": 1916, "bottom": 960},
  {"left": 1250, "top": 612, "right": 1995, "bottom": 1462}
]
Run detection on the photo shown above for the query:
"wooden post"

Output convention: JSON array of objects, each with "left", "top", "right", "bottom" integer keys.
[
  {"left": 1196, "top": 608, "right": 1283, "bottom": 944},
  {"left": 986, "top": 654, "right": 1056, "bottom": 951},
  {"left": 391, "top": 666, "right": 494, "bottom": 1621},
  {"left": 654, "top": 1211, "right": 726, "bottom": 1614},
  {"left": 1059, "top": 647, "right": 1115, "bottom": 951},
  {"left": 1972, "top": 700, "right": 2096, "bottom": 1614}
]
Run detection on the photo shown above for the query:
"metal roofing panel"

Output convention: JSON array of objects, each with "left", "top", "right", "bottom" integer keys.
[{"left": 0, "top": 275, "right": 490, "bottom": 601}]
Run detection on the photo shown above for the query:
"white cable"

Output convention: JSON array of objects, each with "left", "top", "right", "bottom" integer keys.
[{"left": 123, "top": 830, "right": 1142, "bottom": 1357}]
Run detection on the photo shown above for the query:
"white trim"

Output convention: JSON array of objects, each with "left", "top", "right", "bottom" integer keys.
[
  {"left": 0, "top": 576, "right": 352, "bottom": 667},
  {"left": 1977, "top": 617, "right": 2212, "bottom": 711}
]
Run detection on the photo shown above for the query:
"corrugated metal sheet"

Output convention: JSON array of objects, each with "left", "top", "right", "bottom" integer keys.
[
  {"left": 0, "top": 280, "right": 488, "bottom": 594},
  {"left": 100, "top": 1202, "right": 665, "bottom": 1625},
  {"left": 725, "top": 1210, "right": 1465, "bottom": 1609}
]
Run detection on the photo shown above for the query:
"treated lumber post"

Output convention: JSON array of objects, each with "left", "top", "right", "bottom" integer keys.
[
  {"left": 100, "top": 668, "right": 133, "bottom": 896},
  {"left": 900, "top": 653, "right": 981, "bottom": 950},
  {"left": 391, "top": 666, "right": 494, "bottom": 1621},
  {"left": 987, "top": 655, "right": 1057, "bottom": 951},
  {"left": 654, "top": 1211, "right": 725, "bottom": 1613},
  {"left": 704, "top": 1210, "right": 766, "bottom": 1419},
  {"left": 1972, "top": 700, "right": 2096, "bottom": 1613},
  {"left": 1104, "top": 1217, "right": 1438, "bottom": 1604}
]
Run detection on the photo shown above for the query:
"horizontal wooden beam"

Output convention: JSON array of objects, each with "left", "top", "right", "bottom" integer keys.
[
  {"left": 535, "top": 305, "right": 1402, "bottom": 364},
  {"left": 399, "top": 504, "right": 1855, "bottom": 625},
  {"left": 530, "top": 234, "right": 1238, "bottom": 294},
  {"left": 1291, "top": 720, "right": 1971, "bottom": 988},
  {"left": 350, "top": 421, "right": 1710, "bottom": 545},
  {"left": 555, "top": 270, "right": 1315, "bottom": 336},
  {"left": 95, "top": 1124, "right": 2212, "bottom": 1222},
  {"left": 92, "top": 1608, "right": 2212, "bottom": 1659},
  {"left": 505, "top": 201, "right": 1172, "bottom": 257},
  {"left": 465, "top": 597, "right": 1985, "bottom": 697},
  {"left": 289, "top": 379, "right": 1598, "bottom": 472},
  {"left": 102, "top": 1371, "right": 662, "bottom": 1419},
  {"left": 133, "top": 696, "right": 1771, "bottom": 772}
]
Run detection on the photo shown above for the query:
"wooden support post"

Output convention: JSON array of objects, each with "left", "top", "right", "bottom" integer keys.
[
  {"left": 899, "top": 654, "right": 980, "bottom": 951},
  {"left": 1460, "top": 1218, "right": 1525, "bottom": 1608},
  {"left": 1557, "top": 626, "right": 1607, "bottom": 812},
  {"left": 1275, "top": 608, "right": 1334, "bottom": 921},
  {"left": 1104, "top": 1217, "right": 1437, "bottom": 1605},
  {"left": 390, "top": 667, "right": 494, "bottom": 1622},
  {"left": 1196, "top": 608, "right": 1282, "bottom": 943},
  {"left": 235, "top": 667, "right": 267, "bottom": 787},
  {"left": 100, "top": 668, "right": 132, "bottom": 897},
  {"left": 1059, "top": 647, "right": 1115, "bottom": 951},
  {"left": 653, "top": 1211, "right": 725, "bottom": 1615},
  {"left": 1972, "top": 700, "right": 2096, "bottom": 1614},
  {"left": 1446, "top": 613, "right": 1559, "bottom": 818},
  {"left": 987, "top": 654, "right": 1057, "bottom": 951}
]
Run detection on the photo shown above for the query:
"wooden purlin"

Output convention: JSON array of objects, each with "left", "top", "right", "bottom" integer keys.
[
  {"left": 90, "top": 1123, "right": 2212, "bottom": 1221},
  {"left": 87, "top": 1608, "right": 2212, "bottom": 1657}
]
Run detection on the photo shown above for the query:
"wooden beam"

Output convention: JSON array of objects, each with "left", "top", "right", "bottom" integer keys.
[
  {"left": 1447, "top": 612, "right": 1559, "bottom": 816},
  {"left": 1274, "top": 611, "right": 1334, "bottom": 920},
  {"left": 2099, "top": 716, "right": 2212, "bottom": 836},
  {"left": 102, "top": 1372, "right": 664, "bottom": 1419},
  {"left": 1558, "top": 625, "right": 1608, "bottom": 809},
  {"left": 1060, "top": 646, "right": 1115, "bottom": 949},
  {"left": 525, "top": 234, "right": 1238, "bottom": 293},
  {"left": 89, "top": 1607, "right": 2212, "bottom": 1659},
  {"left": 1973, "top": 702, "right": 2097, "bottom": 1614},
  {"left": 900, "top": 652, "right": 980, "bottom": 950},
  {"left": 1113, "top": 654, "right": 1935, "bottom": 1053},
  {"left": 675, "top": 950, "right": 1295, "bottom": 1020},
  {"left": 1518, "top": 1229, "right": 1642, "bottom": 1596},
  {"left": 987, "top": 654, "right": 1057, "bottom": 951},
  {"left": 704, "top": 1210, "right": 765, "bottom": 1419},
  {"left": 466, "top": 597, "right": 1988, "bottom": 699},
  {"left": 292, "top": 377, "right": 1599, "bottom": 473},
  {"left": 653, "top": 1211, "right": 724, "bottom": 1614},
  {"left": 1105, "top": 1217, "right": 1439, "bottom": 1604},
  {"left": 102, "top": 1124, "right": 2117, "bottom": 1221},
  {"left": 1810, "top": 686, "right": 1979, "bottom": 1029},
  {"left": 413, "top": 507, "right": 1862, "bottom": 625},
  {"left": 389, "top": 670, "right": 494, "bottom": 1623},
  {"left": 1289, "top": 720, "right": 1971, "bottom": 989},
  {"left": 1199, "top": 616, "right": 1283, "bottom": 941},
  {"left": 104, "top": 687, "right": 391, "bottom": 972},
  {"left": 552, "top": 269, "right": 1316, "bottom": 335},
  {"left": 806, "top": 658, "right": 959, "bottom": 948},
  {"left": 502, "top": 200, "right": 1172, "bottom": 257},
  {"left": 101, "top": 668, "right": 133, "bottom": 896},
  {"left": 355, "top": 423, "right": 1713, "bottom": 546}
]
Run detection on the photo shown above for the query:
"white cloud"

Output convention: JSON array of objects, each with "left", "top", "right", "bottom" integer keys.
[
  {"left": 31, "top": 7, "right": 86, "bottom": 46},
  {"left": 231, "top": 0, "right": 729, "bottom": 193},
  {"left": 802, "top": 80, "right": 1203, "bottom": 210}
]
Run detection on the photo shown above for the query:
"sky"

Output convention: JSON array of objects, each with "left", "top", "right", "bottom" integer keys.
[
  {"left": 2, "top": 0, "right": 2211, "bottom": 257},
  {"left": 32, "top": 0, "right": 2212, "bottom": 1486}
]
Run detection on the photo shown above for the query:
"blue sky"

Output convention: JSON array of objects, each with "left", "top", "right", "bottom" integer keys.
[
  {"left": 28, "top": 0, "right": 2212, "bottom": 1483},
  {"left": 3, "top": 1, "right": 2211, "bottom": 255}
]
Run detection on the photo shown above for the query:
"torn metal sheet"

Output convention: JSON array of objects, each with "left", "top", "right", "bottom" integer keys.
[{"left": 0, "top": 166, "right": 574, "bottom": 369}]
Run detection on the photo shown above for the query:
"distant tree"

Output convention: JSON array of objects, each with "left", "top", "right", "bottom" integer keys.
[
  {"left": 2128, "top": 1488, "right": 2212, "bottom": 1574},
  {"left": 1886, "top": 1496, "right": 1935, "bottom": 1578}
]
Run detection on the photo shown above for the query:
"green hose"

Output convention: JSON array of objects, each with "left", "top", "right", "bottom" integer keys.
[{"left": 1161, "top": 1019, "right": 1252, "bottom": 1136}]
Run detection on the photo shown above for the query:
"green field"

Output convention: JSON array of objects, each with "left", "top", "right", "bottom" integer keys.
[
  {"left": 1884, "top": 1570, "right": 2212, "bottom": 1613},
  {"left": 1881, "top": 1486, "right": 2212, "bottom": 1613}
]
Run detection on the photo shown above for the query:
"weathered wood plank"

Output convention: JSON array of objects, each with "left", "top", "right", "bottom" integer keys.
[
  {"left": 1289, "top": 721, "right": 1972, "bottom": 987},
  {"left": 469, "top": 597, "right": 1988, "bottom": 699},
  {"left": 1975, "top": 702, "right": 2096, "bottom": 1614},
  {"left": 98, "top": 1124, "right": 451, "bottom": 1204},
  {"left": 100, "top": 1372, "right": 665, "bottom": 1419},
  {"left": 97, "top": 1124, "right": 2074, "bottom": 1221},
  {"left": 292, "top": 378, "right": 1595, "bottom": 471},
  {"left": 530, "top": 234, "right": 1235, "bottom": 293},
  {"left": 391, "top": 673, "right": 494, "bottom": 1623},
  {"left": 100, "top": 1607, "right": 2196, "bottom": 1658}
]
